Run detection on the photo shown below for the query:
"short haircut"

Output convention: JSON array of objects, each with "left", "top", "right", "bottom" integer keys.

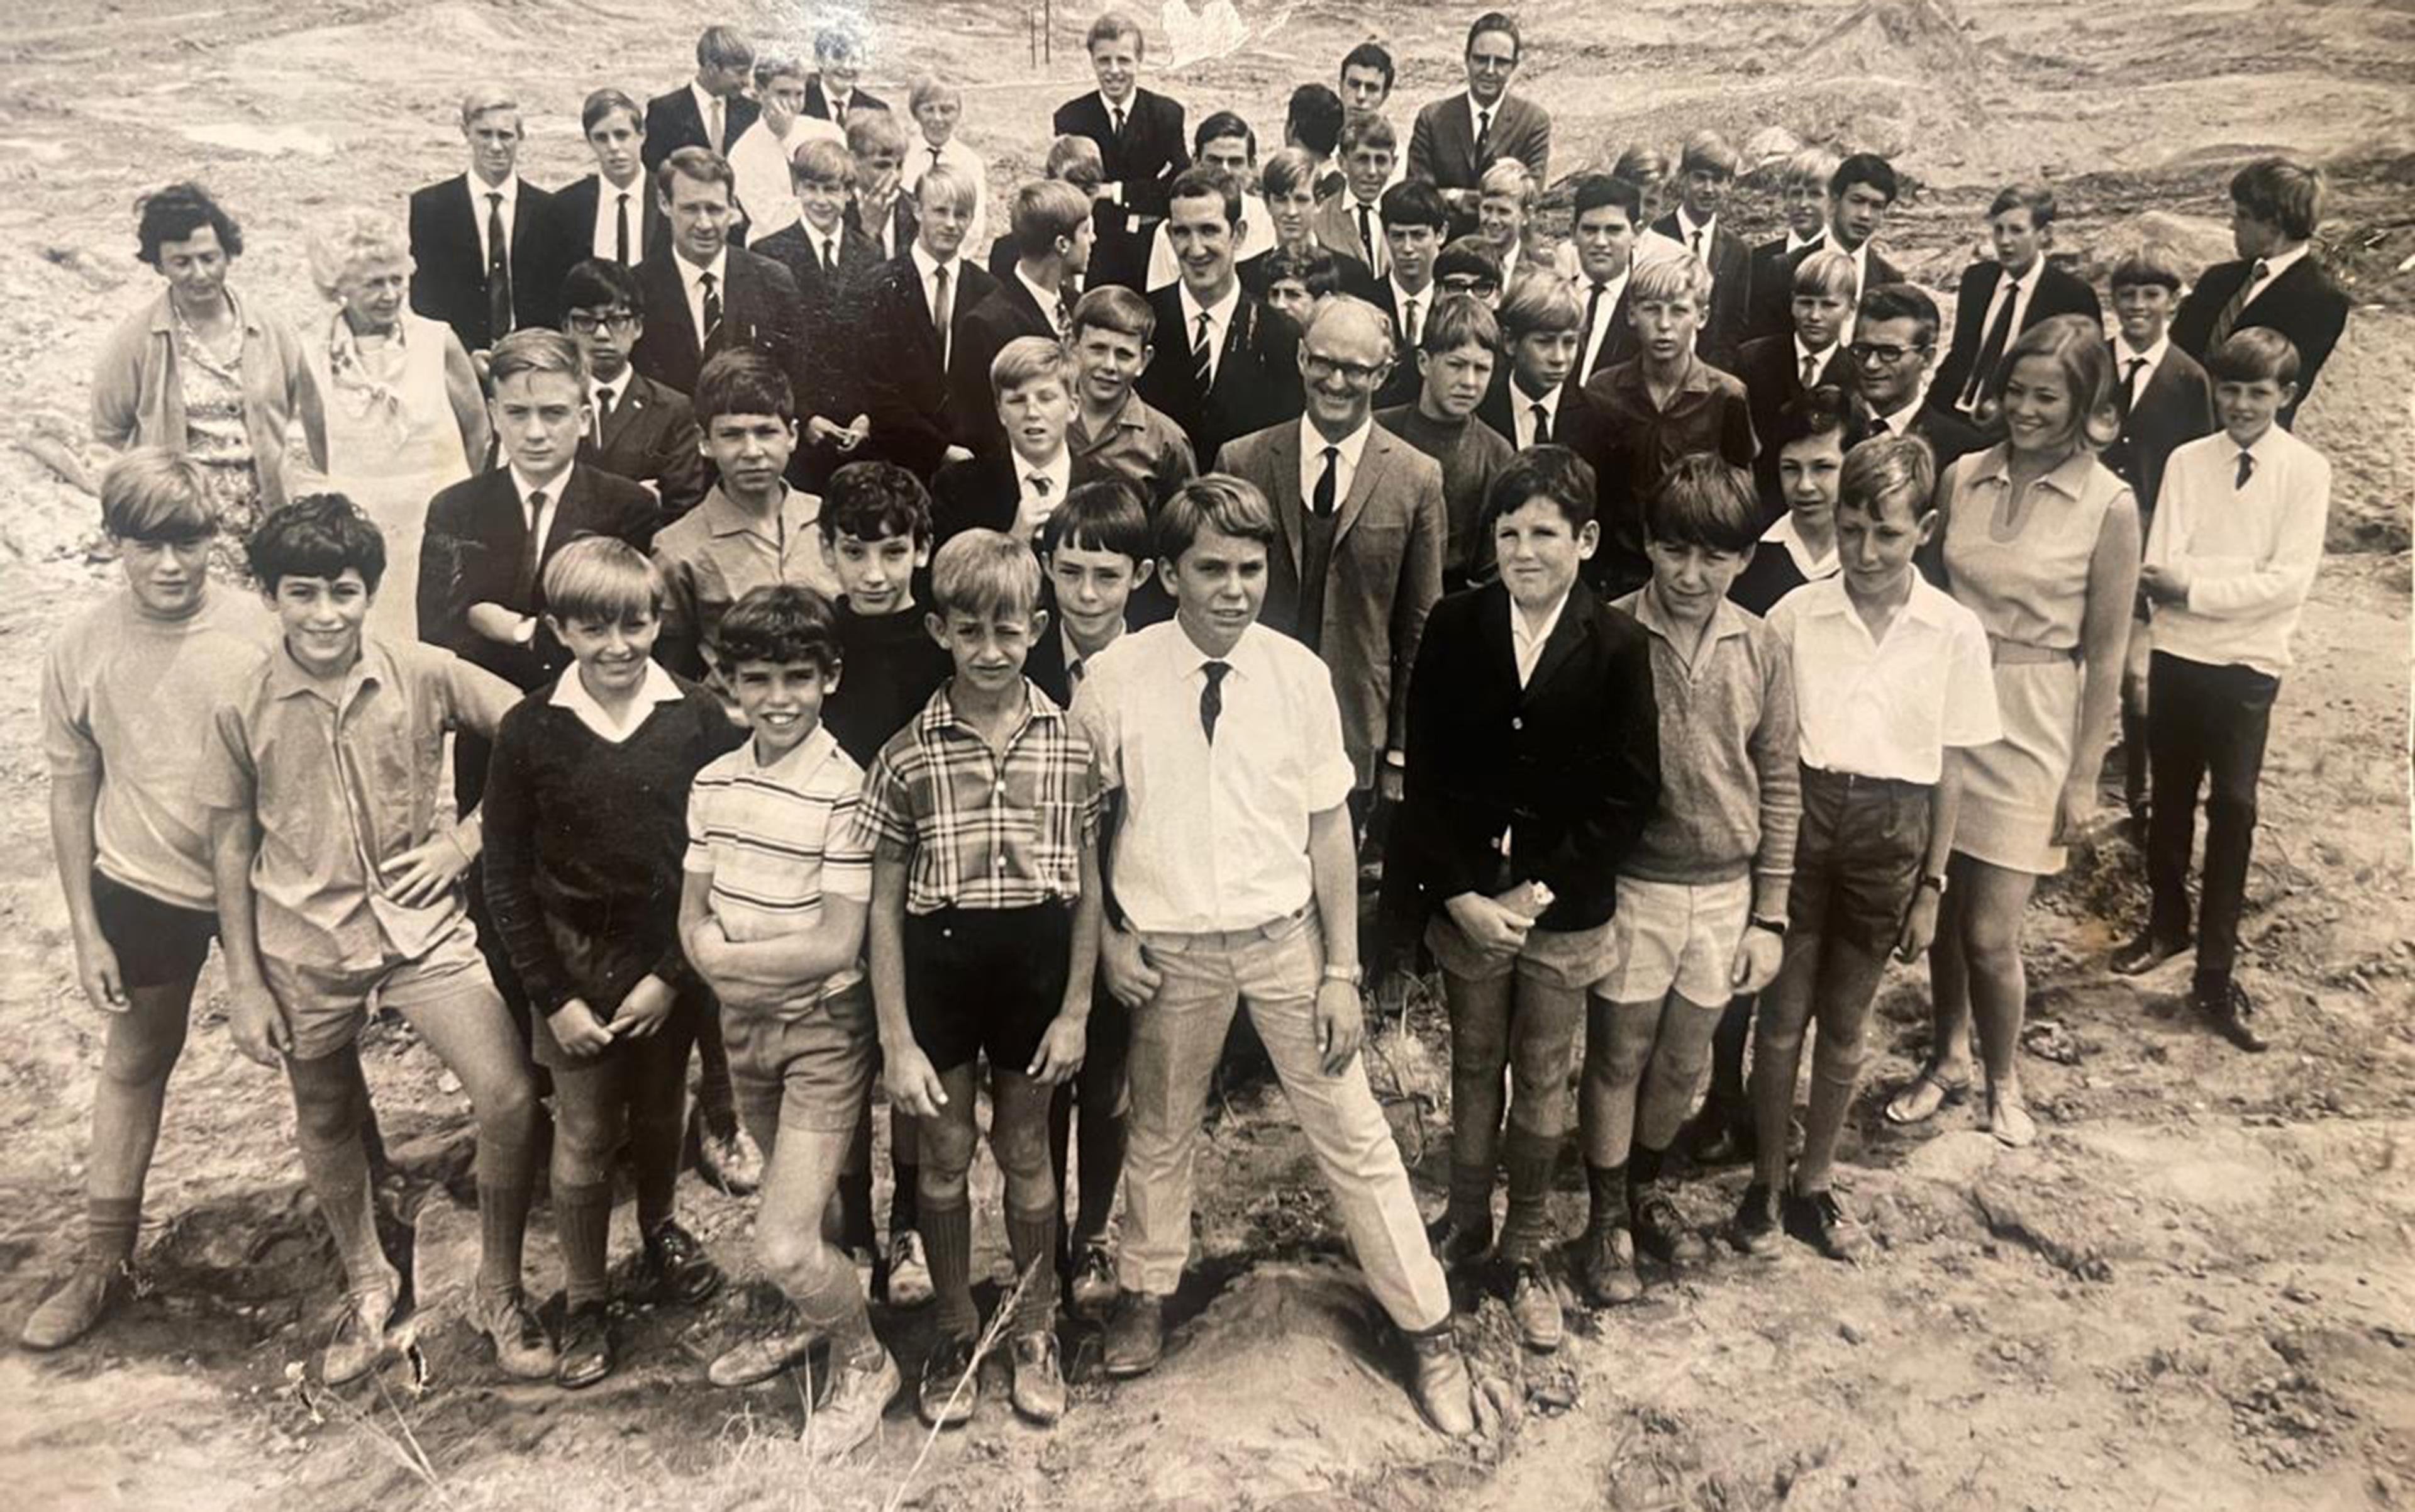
[
  {"left": 991, "top": 335, "right": 1073, "bottom": 397},
  {"left": 1570, "top": 174, "right": 1643, "bottom": 228},
  {"left": 1630, "top": 253, "right": 1711, "bottom": 309},
  {"left": 1646, "top": 454, "right": 1760, "bottom": 553},
  {"left": 1988, "top": 181, "right": 2057, "bottom": 228},
  {"left": 1479, "top": 158, "right": 1535, "bottom": 207},
  {"left": 487, "top": 328, "right": 586, "bottom": 389},
  {"left": 306, "top": 206, "right": 412, "bottom": 301},
  {"left": 1285, "top": 84, "right": 1345, "bottom": 158},
  {"left": 694, "top": 348, "right": 794, "bottom": 425},
  {"left": 1087, "top": 11, "right": 1146, "bottom": 56},
  {"left": 1784, "top": 146, "right": 1842, "bottom": 193},
  {"left": 1046, "top": 133, "right": 1106, "bottom": 191},
  {"left": 1421, "top": 291, "right": 1500, "bottom": 355},
  {"left": 821, "top": 460, "right": 933, "bottom": 545},
  {"left": 1857, "top": 282, "right": 1941, "bottom": 347},
  {"left": 1194, "top": 109, "right": 1257, "bottom": 159},
  {"left": 1496, "top": 269, "right": 1582, "bottom": 338},
  {"left": 1072, "top": 283, "right": 1156, "bottom": 343},
  {"left": 1012, "top": 178, "right": 1094, "bottom": 255},
  {"left": 2107, "top": 242, "right": 2186, "bottom": 293},
  {"left": 1341, "top": 112, "right": 1397, "bottom": 158},
  {"left": 1039, "top": 477, "right": 1153, "bottom": 562},
  {"left": 657, "top": 145, "right": 736, "bottom": 202},
  {"left": 2229, "top": 157, "right": 2326, "bottom": 242},
  {"left": 908, "top": 74, "right": 960, "bottom": 114},
  {"left": 1465, "top": 11, "right": 1521, "bottom": 55},
  {"left": 1482, "top": 445, "right": 1597, "bottom": 536},
  {"left": 930, "top": 528, "right": 1043, "bottom": 621},
  {"left": 543, "top": 536, "right": 664, "bottom": 624},
  {"left": 791, "top": 137, "right": 855, "bottom": 186},
  {"left": 1987, "top": 313, "right": 2117, "bottom": 449},
  {"left": 1678, "top": 129, "right": 1740, "bottom": 180},
  {"left": 1261, "top": 245, "right": 1340, "bottom": 296},
  {"left": 1261, "top": 145, "right": 1323, "bottom": 201},
  {"left": 1770, "top": 382, "right": 1867, "bottom": 455},
  {"left": 813, "top": 21, "right": 865, "bottom": 60},
  {"left": 916, "top": 163, "right": 979, "bottom": 214},
  {"left": 1434, "top": 236, "right": 1503, "bottom": 289},
  {"left": 718, "top": 582, "right": 840, "bottom": 672},
  {"left": 1829, "top": 152, "right": 1899, "bottom": 205},
  {"left": 1340, "top": 39, "right": 1396, "bottom": 89},
  {"left": 581, "top": 87, "right": 643, "bottom": 136},
  {"left": 101, "top": 449, "right": 215, "bottom": 542},
  {"left": 1167, "top": 164, "right": 1243, "bottom": 226},
  {"left": 696, "top": 25, "right": 754, "bottom": 69},
  {"left": 2205, "top": 326, "right": 2302, "bottom": 387},
  {"left": 1157, "top": 473, "right": 1277, "bottom": 564},
  {"left": 250, "top": 492, "right": 387, "bottom": 594},
  {"left": 561, "top": 257, "right": 643, "bottom": 315},
  {"left": 1379, "top": 179, "right": 1450, "bottom": 233},
  {"left": 846, "top": 108, "right": 908, "bottom": 159},
  {"left": 1838, "top": 434, "right": 1937, "bottom": 520},
  {"left": 135, "top": 181, "right": 242, "bottom": 266},
  {"left": 1792, "top": 247, "right": 1858, "bottom": 300},
  {"left": 753, "top": 54, "right": 808, "bottom": 91},
  {"left": 1611, "top": 144, "right": 1669, "bottom": 187},
  {"left": 458, "top": 87, "right": 519, "bottom": 130}
]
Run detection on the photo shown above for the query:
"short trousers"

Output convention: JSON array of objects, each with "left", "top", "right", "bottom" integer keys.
[
  {"left": 265, "top": 913, "right": 501, "bottom": 1063},
  {"left": 91, "top": 868, "right": 218, "bottom": 991},
  {"left": 1592, "top": 874, "right": 1754, "bottom": 1005},
  {"left": 527, "top": 918, "right": 707, "bottom": 1071},
  {"left": 723, "top": 980, "right": 878, "bottom": 1140},
  {"left": 904, "top": 901, "right": 1074, "bottom": 1076},
  {"left": 1424, "top": 909, "right": 1611, "bottom": 992},
  {"left": 1788, "top": 766, "right": 1932, "bottom": 956}
]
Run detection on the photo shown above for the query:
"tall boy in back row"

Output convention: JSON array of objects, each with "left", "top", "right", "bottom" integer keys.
[{"left": 2170, "top": 158, "right": 2349, "bottom": 429}]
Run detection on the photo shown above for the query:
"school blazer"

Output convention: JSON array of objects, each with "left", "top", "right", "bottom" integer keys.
[
  {"left": 1651, "top": 211, "right": 1753, "bottom": 369},
  {"left": 2102, "top": 343, "right": 2215, "bottom": 518},
  {"left": 1407, "top": 91, "right": 1551, "bottom": 231},
  {"left": 1746, "top": 235, "right": 1906, "bottom": 342},
  {"left": 1135, "top": 285, "right": 1305, "bottom": 470},
  {"left": 749, "top": 220, "right": 885, "bottom": 438},
  {"left": 641, "top": 86, "right": 760, "bottom": 172},
  {"left": 417, "top": 464, "right": 663, "bottom": 691},
  {"left": 804, "top": 79, "right": 887, "bottom": 121},
  {"left": 1053, "top": 89, "right": 1189, "bottom": 229},
  {"left": 929, "top": 452, "right": 1114, "bottom": 545},
  {"left": 552, "top": 174, "right": 667, "bottom": 267},
  {"left": 1366, "top": 281, "right": 1440, "bottom": 409},
  {"left": 1477, "top": 372, "right": 1616, "bottom": 486},
  {"left": 1383, "top": 579, "right": 1662, "bottom": 935},
  {"left": 854, "top": 252, "right": 1001, "bottom": 477},
  {"left": 949, "top": 275, "right": 1062, "bottom": 455},
  {"left": 1736, "top": 333, "right": 1856, "bottom": 457},
  {"left": 627, "top": 247, "right": 807, "bottom": 409},
  {"left": 2170, "top": 254, "right": 2349, "bottom": 425},
  {"left": 1311, "top": 194, "right": 1389, "bottom": 275},
  {"left": 582, "top": 370, "right": 711, "bottom": 520},
  {"left": 1213, "top": 419, "right": 1446, "bottom": 783},
  {"left": 845, "top": 192, "right": 919, "bottom": 264},
  {"left": 1927, "top": 260, "right": 2104, "bottom": 416},
  {"left": 406, "top": 175, "right": 570, "bottom": 354}
]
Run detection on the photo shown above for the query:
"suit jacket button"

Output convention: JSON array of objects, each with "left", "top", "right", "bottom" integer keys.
[{"left": 1510, "top": 716, "right": 1523, "bottom": 731}]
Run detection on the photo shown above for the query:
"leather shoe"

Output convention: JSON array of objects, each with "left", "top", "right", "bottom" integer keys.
[
  {"left": 2197, "top": 979, "right": 2270, "bottom": 1053},
  {"left": 20, "top": 1258, "right": 133, "bottom": 1352},
  {"left": 2111, "top": 928, "right": 2192, "bottom": 977},
  {"left": 1405, "top": 1323, "right": 1476, "bottom": 1436},
  {"left": 1630, "top": 1186, "right": 1709, "bottom": 1266},
  {"left": 555, "top": 1300, "right": 613, "bottom": 1389},
  {"left": 1579, "top": 1223, "right": 1643, "bottom": 1306},
  {"left": 1102, "top": 1289, "right": 1164, "bottom": 1378},
  {"left": 1424, "top": 1211, "right": 1492, "bottom": 1269}
]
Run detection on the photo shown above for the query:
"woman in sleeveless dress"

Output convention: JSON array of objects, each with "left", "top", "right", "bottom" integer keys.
[
  {"left": 304, "top": 208, "right": 489, "bottom": 642},
  {"left": 1887, "top": 316, "right": 2139, "bottom": 1147}
]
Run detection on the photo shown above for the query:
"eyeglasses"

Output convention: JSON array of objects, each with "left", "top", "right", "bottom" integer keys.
[
  {"left": 1468, "top": 51, "right": 1516, "bottom": 71},
  {"left": 1438, "top": 275, "right": 1499, "bottom": 296},
  {"left": 1302, "top": 352, "right": 1387, "bottom": 386},
  {"left": 1848, "top": 341, "right": 1922, "bottom": 366},
  {"left": 567, "top": 310, "right": 642, "bottom": 334}
]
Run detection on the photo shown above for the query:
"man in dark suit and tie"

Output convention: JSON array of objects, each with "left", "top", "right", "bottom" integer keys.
[
  {"left": 1407, "top": 12, "right": 1552, "bottom": 238},
  {"left": 1847, "top": 284, "right": 1984, "bottom": 475},
  {"left": 853, "top": 165, "right": 998, "bottom": 479},
  {"left": 804, "top": 22, "right": 886, "bottom": 125},
  {"left": 1653, "top": 130, "right": 1753, "bottom": 372},
  {"left": 952, "top": 180, "right": 1092, "bottom": 457},
  {"left": 1567, "top": 176, "right": 1646, "bottom": 387},
  {"left": 1747, "top": 153, "right": 1905, "bottom": 343},
  {"left": 1054, "top": 11, "right": 1188, "bottom": 245},
  {"left": 1136, "top": 166, "right": 1306, "bottom": 472},
  {"left": 1213, "top": 295, "right": 1446, "bottom": 807},
  {"left": 2170, "top": 157, "right": 2350, "bottom": 428},
  {"left": 642, "top": 26, "right": 760, "bottom": 173},
  {"left": 629, "top": 149, "right": 807, "bottom": 416},
  {"left": 558, "top": 89, "right": 665, "bottom": 271},
  {"left": 1928, "top": 184, "right": 2104, "bottom": 422},
  {"left": 408, "top": 89, "right": 570, "bottom": 358},
  {"left": 559, "top": 258, "right": 712, "bottom": 518}
]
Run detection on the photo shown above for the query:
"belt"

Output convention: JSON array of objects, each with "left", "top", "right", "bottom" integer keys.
[
  {"left": 1801, "top": 764, "right": 1933, "bottom": 799},
  {"left": 1990, "top": 635, "right": 2079, "bottom": 666}
]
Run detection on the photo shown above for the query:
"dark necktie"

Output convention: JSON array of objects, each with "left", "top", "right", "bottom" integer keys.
[
  {"left": 1192, "top": 311, "right": 1214, "bottom": 390},
  {"left": 1111, "top": 104, "right": 1126, "bottom": 140},
  {"left": 1690, "top": 227, "right": 1704, "bottom": 262},
  {"left": 1474, "top": 107, "right": 1492, "bottom": 164},
  {"left": 2209, "top": 259, "right": 2267, "bottom": 351},
  {"left": 1199, "top": 659, "right": 1230, "bottom": 743},
  {"left": 1028, "top": 472, "right": 1053, "bottom": 502},
  {"left": 2235, "top": 449, "right": 2255, "bottom": 490},
  {"left": 1313, "top": 444, "right": 1340, "bottom": 515},
  {"left": 1869, "top": 413, "right": 1890, "bottom": 436},
  {"left": 699, "top": 270, "right": 721, "bottom": 340},
  {"left": 2118, "top": 357, "right": 2147, "bottom": 423},
  {"left": 1401, "top": 296, "right": 1420, "bottom": 348},
  {"left": 1357, "top": 203, "right": 1379, "bottom": 270},
  {"left": 486, "top": 192, "right": 513, "bottom": 339},
  {"left": 1580, "top": 281, "right": 1607, "bottom": 370},
  {"left": 929, "top": 145, "right": 943, "bottom": 172},
  {"left": 513, "top": 489, "right": 548, "bottom": 604},
  {"left": 1801, "top": 350, "right": 1819, "bottom": 388},
  {"left": 833, "top": 97, "right": 848, "bottom": 128},
  {"left": 614, "top": 192, "right": 631, "bottom": 265},
  {"left": 590, "top": 385, "right": 614, "bottom": 443},
  {"left": 1055, "top": 287, "right": 1075, "bottom": 343},
  {"left": 1530, "top": 400, "right": 1551, "bottom": 445},
  {"left": 930, "top": 264, "right": 952, "bottom": 363},
  {"left": 1960, "top": 271, "right": 2020, "bottom": 409}
]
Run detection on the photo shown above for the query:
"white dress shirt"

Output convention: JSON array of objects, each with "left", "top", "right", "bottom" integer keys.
[
  {"left": 1511, "top": 377, "right": 1562, "bottom": 450},
  {"left": 906, "top": 136, "right": 991, "bottom": 249},
  {"left": 551, "top": 659, "right": 686, "bottom": 743},
  {"left": 1509, "top": 587, "right": 1571, "bottom": 687},
  {"left": 1072, "top": 618, "right": 1358, "bottom": 933},
  {"left": 2111, "top": 333, "right": 2170, "bottom": 408},
  {"left": 1177, "top": 279, "right": 1242, "bottom": 385},
  {"left": 587, "top": 174, "right": 645, "bottom": 262},
  {"left": 1793, "top": 335, "right": 1841, "bottom": 389},
  {"left": 509, "top": 462, "right": 572, "bottom": 563},
  {"left": 2142, "top": 425, "right": 2331, "bottom": 677},
  {"left": 2238, "top": 242, "right": 2308, "bottom": 310},
  {"left": 1574, "top": 265, "right": 1630, "bottom": 375},
  {"left": 1387, "top": 276, "right": 1433, "bottom": 349},
  {"left": 587, "top": 374, "right": 625, "bottom": 440},
  {"left": 1766, "top": 573, "right": 2001, "bottom": 784},
  {"left": 1674, "top": 208, "right": 1719, "bottom": 268},
  {"left": 469, "top": 173, "right": 521, "bottom": 267},
  {"left": 1958, "top": 257, "right": 2045, "bottom": 411},
  {"left": 910, "top": 242, "right": 965, "bottom": 361},
  {"left": 675, "top": 248, "right": 730, "bottom": 342},
  {"left": 1016, "top": 266, "right": 1070, "bottom": 335},
  {"left": 1297, "top": 414, "right": 1374, "bottom": 510}
]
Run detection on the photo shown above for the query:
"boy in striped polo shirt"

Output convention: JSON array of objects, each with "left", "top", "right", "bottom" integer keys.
[{"left": 682, "top": 583, "right": 897, "bottom": 1460}]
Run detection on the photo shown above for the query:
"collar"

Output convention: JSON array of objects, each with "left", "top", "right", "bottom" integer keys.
[
  {"left": 1797, "top": 570, "right": 1957, "bottom": 630},
  {"left": 1792, "top": 335, "right": 1838, "bottom": 371},
  {"left": 1178, "top": 278, "right": 1241, "bottom": 333},
  {"left": 152, "top": 286, "right": 264, "bottom": 339},
  {"left": 2112, "top": 333, "right": 2170, "bottom": 372},
  {"left": 675, "top": 247, "right": 729, "bottom": 289},
  {"left": 1388, "top": 274, "right": 1433, "bottom": 311},
  {"left": 920, "top": 676, "right": 1058, "bottom": 745},
  {"left": 1760, "top": 511, "right": 1840, "bottom": 577},
  {"left": 1099, "top": 86, "right": 1136, "bottom": 116},
  {"left": 1509, "top": 584, "right": 1572, "bottom": 645},
  {"left": 549, "top": 660, "right": 685, "bottom": 739},
  {"left": 1972, "top": 442, "right": 2096, "bottom": 500},
  {"left": 589, "top": 369, "right": 630, "bottom": 404},
  {"left": 1999, "top": 257, "right": 2043, "bottom": 294},
  {"left": 469, "top": 172, "right": 521, "bottom": 208},
  {"left": 2233, "top": 424, "right": 2281, "bottom": 462},
  {"left": 509, "top": 462, "right": 573, "bottom": 506},
  {"left": 1169, "top": 615, "right": 1270, "bottom": 679},
  {"left": 751, "top": 720, "right": 840, "bottom": 784},
  {"left": 1580, "top": 262, "right": 1629, "bottom": 296},
  {"left": 1872, "top": 391, "right": 1926, "bottom": 435},
  {"left": 1614, "top": 351, "right": 1716, "bottom": 398},
  {"left": 1626, "top": 582, "right": 1749, "bottom": 648},
  {"left": 1467, "top": 91, "right": 1503, "bottom": 127},
  {"left": 691, "top": 81, "right": 728, "bottom": 121},
  {"left": 2253, "top": 243, "right": 2308, "bottom": 283},
  {"left": 910, "top": 240, "right": 959, "bottom": 284},
  {"left": 820, "top": 79, "right": 854, "bottom": 111},
  {"left": 265, "top": 633, "right": 389, "bottom": 704},
  {"left": 1300, "top": 412, "right": 1375, "bottom": 469},
  {"left": 1511, "top": 370, "right": 1562, "bottom": 409},
  {"left": 1786, "top": 228, "right": 1821, "bottom": 254},
  {"left": 700, "top": 482, "right": 818, "bottom": 539},
  {"left": 1016, "top": 265, "right": 1065, "bottom": 318},
  {"left": 1675, "top": 206, "right": 1716, "bottom": 243},
  {"left": 1014, "top": 445, "right": 1074, "bottom": 495}
]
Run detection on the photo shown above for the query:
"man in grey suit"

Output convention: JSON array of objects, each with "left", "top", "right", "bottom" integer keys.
[
  {"left": 1214, "top": 297, "right": 1445, "bottom": 807},
  {"left": 1407, "top": 12, "right": 1552, "bottom": 238}
]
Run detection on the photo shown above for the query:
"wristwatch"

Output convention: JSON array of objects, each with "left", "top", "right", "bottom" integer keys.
[
  {"left": 1919, "top": 871, "right": 1950, "bottom": 896},
  {"left": 1749, "top": 915, "right": 1789, "bottom": 939},
  {"left": 1323, "top": 963, "right": 1365, "bottom": 987}
]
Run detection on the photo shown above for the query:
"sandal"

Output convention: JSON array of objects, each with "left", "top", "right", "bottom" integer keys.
[
  {"left": 1988, "top": 1087, "right": 2038, "bottom": 1148},
  {"left": 1882, "top": 1066, "right": 1972, "bottom": 1126}
]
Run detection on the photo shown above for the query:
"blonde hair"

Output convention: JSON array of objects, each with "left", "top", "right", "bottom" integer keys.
[
  {"left": 1792, "top": 247, "right": 1858, "bottom": 301},
  {"left": 1985, "top": 313, "right": 2119, "bottom": 452},
  {"left": 307, "top": 207, "right": 413, "bottom": 301},
  {"left": 101, "top": 448, "right": 216, "bottom": 541},
  {"left": 543, "top": 536, "right": 665, "bottom": 625},
  {"left": 991, "top": 335, "right": 1074, "bottom": 398},
  {"left": 930, "top": 528, "right": 1043, "bottom": 620},
  {"left": 916, "top": 164, "right": 979, "bottom": 214},
  {"left": 1629, "top": 254, "right": 1710, "bottom": 310},
  {"left": 458, "top": 87, "right": 519, "bottom": 130}
]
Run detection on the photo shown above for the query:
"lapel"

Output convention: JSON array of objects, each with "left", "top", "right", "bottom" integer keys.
[
  {"left": 1333, "top": 425, "right": 1387, "bottom": 548},
  {"left": 1439, "top": 98, "right": 1474, "bottom": 177},
  {"left": 601, "top": 375, "right": 654, "bottom": 448},
  {"left": 2246, "top": 257, "right": 2311, "bottom": 320},
  {"left": 508, "top": 184, "right": 541, "bottom": 272},
  {"left": 1267, "top": 421, "right": 1306, "bottom": 576},
  {"left": 1521, "top": 581, "right": 1595, "bottom": 703},
  {"left": 648, "top": 256, "right": 702, "bottom": 357}
]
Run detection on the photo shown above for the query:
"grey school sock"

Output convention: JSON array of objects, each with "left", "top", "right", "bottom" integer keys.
[
  {"left": 1496, "top": 1128, "right": 1560, "bottom": 1261},
  {"left": 1004, "top": 1206, "right": 1060, "bottom": 1336},
  {"left": 299, "top": 1128, "right": 392, "bottom": 1298},
  {"left": 475, "top": 1130, "right": 537, "bottom": 1302},
  {"left": 555, "top": 1181, "right": 614, "bottom": 1309},
  {"left": 922, "top": 1196, "right": 978, "bottom": 1339}
]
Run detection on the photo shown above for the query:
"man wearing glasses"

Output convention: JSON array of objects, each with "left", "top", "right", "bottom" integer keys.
[
  {"left": 560, "top": 258, "right": 712, "bottom": 518},
  {"left": 1215, "top": 297, "right": 1446, "bottom": 817},
  {"left": 1849, "top": 284, "right": 1982, "bottom": 474},
  {"left": 1408, "top": 13, "right": 1553, "bottom": 239}
]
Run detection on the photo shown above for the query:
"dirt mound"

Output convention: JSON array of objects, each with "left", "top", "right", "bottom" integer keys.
[{"left": 1799, "top": 0, "right": 1994, "bottom": 90}]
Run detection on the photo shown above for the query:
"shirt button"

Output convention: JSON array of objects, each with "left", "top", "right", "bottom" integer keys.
[
  {"left": 994, "top": 780, "right": 1006, "bottom": 795},
  {"left": 1511, "top": 716, "right": 1523, "bottom": 731}
]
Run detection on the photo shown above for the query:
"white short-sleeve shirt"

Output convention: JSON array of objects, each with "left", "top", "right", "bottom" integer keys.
[{"left": 1766, "top": 574, "right": 2001, "bottom": 784}]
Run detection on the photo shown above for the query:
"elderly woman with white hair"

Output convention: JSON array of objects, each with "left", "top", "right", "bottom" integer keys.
[{"left": 301, "top": 206, "right": 487, "bottom": 638}]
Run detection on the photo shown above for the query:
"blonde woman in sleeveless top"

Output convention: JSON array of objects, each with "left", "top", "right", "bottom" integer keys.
[
  {"left": 1887, "top": 316, "right": 2140, "bottom": 1147},
  {"left": 305, "top": 208, "right": 489, "bottom": 642}
]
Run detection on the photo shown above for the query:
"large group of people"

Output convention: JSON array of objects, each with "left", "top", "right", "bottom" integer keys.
[{"left": 38, "top": 5, "right": 2347, "bottom": 1462}]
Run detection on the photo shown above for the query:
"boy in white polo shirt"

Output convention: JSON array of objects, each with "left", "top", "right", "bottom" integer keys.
[{"left": 1737, "top": 435, "right": 1998, "bottom": 1262}]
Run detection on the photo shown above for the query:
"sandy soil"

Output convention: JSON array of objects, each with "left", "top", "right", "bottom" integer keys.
[{"left": 1, "top": 1, "right": 2410, "bottom": 1508}]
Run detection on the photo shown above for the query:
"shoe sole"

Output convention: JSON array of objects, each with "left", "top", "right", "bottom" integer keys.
[{"left": 1102, "top": 1353, "right": 1162, "bottom": 1379}]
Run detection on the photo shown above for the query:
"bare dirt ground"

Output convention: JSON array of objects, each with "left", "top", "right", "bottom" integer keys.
[{"left": 1, "top": 1, "right": 2411, "bottom": 1508}]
